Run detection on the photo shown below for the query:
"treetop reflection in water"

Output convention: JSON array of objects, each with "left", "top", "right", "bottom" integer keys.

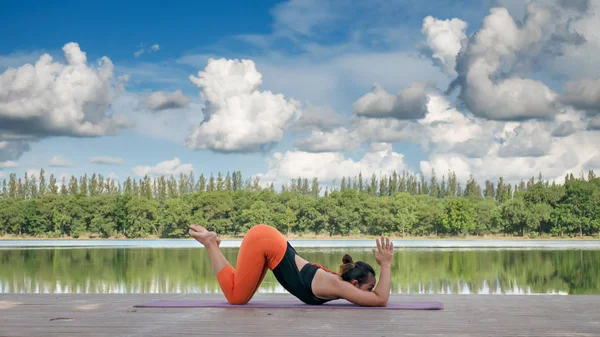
[{"left": 1, "top": 248, "right": 598, "bottom": 295}]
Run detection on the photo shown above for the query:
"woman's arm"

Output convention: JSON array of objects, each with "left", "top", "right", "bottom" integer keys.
[
  {"left": 370, "top": 237, "right": 393, "bottom": 304},
  {"left": 316, "top": 236, "right": 394, "bottom": 307},
  {"left": 373, "top": 264, "right": 391, "bottom": 303},
  {"left": 328, "top": 274, "right": 390, "bottom": 306}
]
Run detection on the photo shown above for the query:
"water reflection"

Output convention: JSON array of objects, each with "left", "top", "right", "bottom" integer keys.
[{"left": 1, "top": 248, "right": 598, "bottom": 295}]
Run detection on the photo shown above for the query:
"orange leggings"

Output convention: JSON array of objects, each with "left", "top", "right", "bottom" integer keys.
[{"left": 216, "top": 224, "right": 288, "bottom": 304}]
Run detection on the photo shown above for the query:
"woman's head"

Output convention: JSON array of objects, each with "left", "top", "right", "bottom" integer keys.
[{"left": 338, "top": 254, "right": 376, "bottom": 291}]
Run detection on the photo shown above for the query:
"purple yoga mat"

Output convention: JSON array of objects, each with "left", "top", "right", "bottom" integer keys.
[{"left": 134, "top": 299, "right": 443, "bottom": 310}]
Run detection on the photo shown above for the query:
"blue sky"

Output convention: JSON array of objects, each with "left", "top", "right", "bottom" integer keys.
[{"left": 1, "top": 0, "right": 599, "bottom": 189}]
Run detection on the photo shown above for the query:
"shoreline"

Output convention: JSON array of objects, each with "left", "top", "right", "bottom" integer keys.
[{"left": 1, "top": 233, "right": 599, "bottom": 241}]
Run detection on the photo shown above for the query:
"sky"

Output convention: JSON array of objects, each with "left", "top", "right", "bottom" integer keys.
[{"left": 1, "top": 0, "right": 600, "bottom": 190}]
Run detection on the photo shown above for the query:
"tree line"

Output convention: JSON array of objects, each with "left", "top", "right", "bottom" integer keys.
[{"left": 0, "top": 169, "right": 598, "bottom": 238}]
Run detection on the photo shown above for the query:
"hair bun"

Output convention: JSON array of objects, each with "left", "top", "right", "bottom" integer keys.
[{"left": 342, "top": 254, "right": 353, "bottom": 264}]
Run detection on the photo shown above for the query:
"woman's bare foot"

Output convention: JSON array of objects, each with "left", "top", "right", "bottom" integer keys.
[{"left": 189, "top": 225, "right": 221, "bottom": 247}]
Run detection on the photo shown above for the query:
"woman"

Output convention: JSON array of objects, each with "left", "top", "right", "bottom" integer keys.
[{"left": 188, "top": 223, "right": 394, "bottom": 307}]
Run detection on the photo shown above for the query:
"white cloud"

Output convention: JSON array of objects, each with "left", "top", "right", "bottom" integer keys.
[
  {"left": 196, "top": 50, "right": 448, "bottom": 116},
  {"left": 448, "top": 6, "right": 562, "bottom": 120},
  {"left": 0, "top": 139, "right": 31, "bottom": 162},
  {"left": 294, "top": 127, "right": 361, "bottom": 152},
  {"left": 353, "top": 83, "right": 396, "bottom": 118},
  {"left": 561, "top": 77, "right": 600, "bottom": 113},
  {"left": 352, "top": 86, "right": 599, "bottom": 184},
  {"left": 413, "top": 92, "right": 600, "bottom": 183},
  {"left": 588, "top": 116, "right": 600, "bottom": 130},
  {"left": 257, "top": 142, "right": 407, "bottom": 187},
  {"left": 168, "top": 0, "right": 600, "bottom": 189},
  {"left": 349, "top": 78, "right": 600, "bottom": 185},
  {"left": 419, "top": 94, "right": 490, "bottom": 150},
  {"left": 195, "top": 39, "right": 471, "bottom": 157},
  {"left": 419, "top": 15, "right": 468, "bottom": 76},
  {"left": 496, "top": 122, "right": 553, "bottom": 158},
  {"left": 544, "top": 0, "right": 600, "bottom": 78},
  {"left": 0, "top": 160, "right": 17, "bottom": 168},
  {"left": 177, "top": 44, "right": 448, "bottom": 117},
  {"left": 113, "top": 91, "right": 205, "bottom": 145},
  {"left": 287, "top": 104, "right": 343, "bottom": 132},
  {"left": 353, "top": 82, "right": 431, "bottom": 119},
  {"left": 176, "top": 47, "right": 446, "bottom": 155},
  {"left": 186, "top": 58, "right": 300, "bottom": 153},
  {"left": 198, "top": 0, "right": 600, "bottom": 189},
  {"left": 420, "top": 127, "right": 600, "bottom": 185},
  {"left": 131, "top": 157, "right": 193, "bottom": 177},
  {"left": 141, "top": 90, "right": 191, "bottom": 111},
  {"left": 419, "top": 155, "right": 474, "bottom": 183},
  {"left": 447, "top": 139, "right": 493, "bottom": 159},
  {"left": 551, "top": 121, "right": 577, "bottom": 137},
  {"left": 352, "top": 92, "right": 495, "bottom": 156},
  {"left": 107, "top": 172, "right": 119, "bottom": 181},
  {"left": 352, "top": 117, "right": 425, "bottom": 145},
  {"left": 349, "top": 84, "right": 474, "bottom": 150},
  {"left": 89, "top": 156, "right": 125, "bottom": 165},
  {"left": 586, "top": 155, "right": 600, "bottom": 170},
  {"left": 134, "top": 43, "right": 160, "bottom": 58},
  {"left": 0, "top": 42, "right": 130, "bottom": 144},
  {"left": 449, "top": 0, "right": 598, "bottom": 122},
  {"left": 49, "top": 155, "right": 71, "bottom": 167},
  {"left": 3, "top": 0, "right": 591, "bottom": 192}
]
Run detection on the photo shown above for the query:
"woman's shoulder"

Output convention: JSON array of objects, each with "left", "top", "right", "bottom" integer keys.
[{"left": 311, "top": 269, "right": 342, "bottom": 300}]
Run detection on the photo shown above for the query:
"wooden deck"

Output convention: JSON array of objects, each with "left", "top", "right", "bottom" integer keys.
[{"left": 1, "top": 293, "right": 599, "bottom": 336}]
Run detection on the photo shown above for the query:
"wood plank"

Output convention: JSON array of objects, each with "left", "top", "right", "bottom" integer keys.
[{"left": 0, "top": 294, "right": 599, "bottom": 337}]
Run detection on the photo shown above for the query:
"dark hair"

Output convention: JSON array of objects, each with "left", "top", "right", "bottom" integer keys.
[{"left": 338, "top": 254, "right": 375, "bottom": 285}]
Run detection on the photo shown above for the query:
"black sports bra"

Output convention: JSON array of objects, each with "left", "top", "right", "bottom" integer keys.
[{"left": 272, "top": 242, "right": 333, "bottom": 305}]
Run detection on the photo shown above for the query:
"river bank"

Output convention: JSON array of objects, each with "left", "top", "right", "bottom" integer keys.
[{"left": 1, "top": 233, "right": 599, "bottom": 241}]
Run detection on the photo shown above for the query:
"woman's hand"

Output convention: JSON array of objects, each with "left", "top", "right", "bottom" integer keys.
[
  {"left": 323, "top": 235, "right": 394, "bottom": 307},
  {"left": 372, "top": 236, "right": 394, "bottom": 267}
]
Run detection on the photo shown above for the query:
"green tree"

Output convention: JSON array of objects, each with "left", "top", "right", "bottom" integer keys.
[
  {"left": 124, "top": 197, "right": 159, "bottom": 238},
  {"left": 159, "top": 197, "right": 193, "bottom": 237},
  {"left": 472, "top": 198, "right": 501, "bottom": 234},
  {"left": 391, "top": 193, "right": 417, "bottom": 237},
  {"left": 437, "top": 198, "right": 476, "bottom": 235},
  {"left": 283, "top": 206, "right": 297, "bottom": 237}
]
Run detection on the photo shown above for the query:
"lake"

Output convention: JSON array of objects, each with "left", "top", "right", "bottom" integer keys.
[{"left": 1, "top": 239, "right": 599, "bottom": 295}]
